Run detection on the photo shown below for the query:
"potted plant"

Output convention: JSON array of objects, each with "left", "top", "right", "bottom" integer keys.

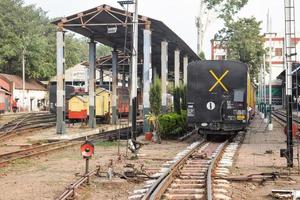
[{"left": 147, "top": 78, "right": 162, "bottom": 143}]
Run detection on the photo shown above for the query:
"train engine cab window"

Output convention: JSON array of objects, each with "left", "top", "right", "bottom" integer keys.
[{"left": 234, "top": 89, "right": 245, "bottom": 102}]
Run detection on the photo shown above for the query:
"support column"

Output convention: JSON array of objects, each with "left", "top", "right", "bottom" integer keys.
[
  {"left": 88, "top": 39, "right": 96, "bottom": 128},
  {"left": 152, "top": 66, "right": 157, "bottom": 81},
  {"left": 99, "top": 69, "right": 104, "bottom": 86},
  {"left": 56, "top": 30, "right": 66, "bottom": 134},
  {"left": 84, "top": 67, "right": 89, "bottom": 93},
  {"left": 174, "top": 49, "right": 180, "bottom": 87},
  {"left": 131, "top": 0, "right": 138, "bottom": 140},
  {"left": 122, "top": 70, "right": 126, "bottom": 87},
  {"left": 143, "top": 28, "right": 152, "bottom": 133},
  {"left": 161, "top": 41, "right": 168, "bottom": 113},
  {"left": 183, "top": 56, "right": 188, "bottom": 85},
  {"left": 112, "top": 50, "right": 118, "bottom": 125}
]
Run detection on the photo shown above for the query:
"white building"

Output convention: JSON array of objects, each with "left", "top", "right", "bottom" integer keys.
[
  {"left": 0, "top": 73, "right": 47, "bottom": 112},
  {"left": 50, "top": 63, "right": 125, "bottom": 89}
]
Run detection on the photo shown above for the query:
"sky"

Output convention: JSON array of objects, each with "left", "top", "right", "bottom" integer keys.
[{"left": 23, "top": 0, "right": 300, "bottom": 59}]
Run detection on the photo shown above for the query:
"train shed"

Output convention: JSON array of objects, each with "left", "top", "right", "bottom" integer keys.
[{"left": 52, "top": 4, "right": 199, "bottom": 134}]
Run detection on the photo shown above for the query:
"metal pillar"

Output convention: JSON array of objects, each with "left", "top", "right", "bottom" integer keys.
[
  {"left": 143, "top": 27, "right": 152, "bottom": 133},
  {"left": 84, "top": 67, "right": 89, "bottom": 93},
  {"left": 112, "top": 50, "right": 118, "bottom": 125},
  {"left": 266, "top": 15, "right": 274, "bottom": 130},
  {"left": 56, "top": 30, "right": 66, "bottom": 134},
  {"left": 99, "top": 69, "right": 104, "bottom": 86},
  {"left": 174, "top": 49, "right": 180, "bottom": 87},
  {"left": 263, "top": 55, "right": 267, "bottom": 120},
  {"left": 161, "top": 41, "right": 168, "bottom": 113},
  {"left": 122, "top": 70, "right": 126, "bottom": 87},
  {"left": 183, "top": 56, "right": 188, "bottom": 85},
  {"left": 152, "top": 66, "right": 157, "bottom": 82},
  {"left": 284, "top": 0, "right": 296, "bottom": 168},
  {"left": 131, "top": 0, "right": 138, "bottom": 140},
  {"left": 88, "top": 39, "right": 96, "bottom": 128},
  {"left": 22, "top": 49, "right": 26, "bottom": 111}
]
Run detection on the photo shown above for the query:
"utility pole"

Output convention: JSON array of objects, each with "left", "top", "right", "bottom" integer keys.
[
  {"left": 22, "top": 48, "right": 26, "bottom": 112},
  {"left": 264, "top": 10, "right": 276, "bottom": 131},
  {"left": 260, "top": 64, "right": 263, "bottom": 114},
  {"left": 131, "top": 0, "right": 138, "bottom": 140},
  {"left": 263, "top": 55, "right": 267, "bottom": 120},
  {"left": 284, "top": 0, "right": 296, "bottom": 168}
]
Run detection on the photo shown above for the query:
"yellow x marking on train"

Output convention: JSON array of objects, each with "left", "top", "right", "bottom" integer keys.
[{"left": 209, "top": 70, "right": 229, "bottom": 92}]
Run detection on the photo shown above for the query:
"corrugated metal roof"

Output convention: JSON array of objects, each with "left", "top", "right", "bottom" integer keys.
[
  {"left": 52, "top": 4, "right": 199, "bottom": 71},
  {"left": 0, "top": 73, "right": 46, "bottom": 91}
]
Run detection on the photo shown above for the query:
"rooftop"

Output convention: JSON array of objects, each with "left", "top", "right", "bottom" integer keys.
[
  {"left": 0, "top": 73, "right": 46, "bottom": 91},
  {"left": 52, "top": 4, "right": 199, "bottom": 73}
]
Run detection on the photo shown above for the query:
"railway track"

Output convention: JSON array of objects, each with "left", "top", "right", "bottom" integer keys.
[
  {"left": 0, "top": 140, "right": 79, "bottom": 165},
  {"left": 0, "top": 124, "right": 142, "bottom": 165},
  {"left": 126, "top": 137, "right": 234, "bottom": 200},
  {"left": 272, "top": 110, "right": 300, "bottom": 126},
  {"left": 0, "top": 112, "right": 56, "bottom": 141},
  {"left": 144, "top": 141, "right": 227, "bottom": 200}
]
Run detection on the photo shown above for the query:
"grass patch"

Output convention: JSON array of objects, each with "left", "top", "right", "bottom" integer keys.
[
  {"left": 94, "top": 141, "right": 119, "bottom": 147},
  {"left": 11, "top": 158, "right": 33, "bottom": 167},
  {"left": 0, "top": 158, "right": 34, "bottom": 174}
]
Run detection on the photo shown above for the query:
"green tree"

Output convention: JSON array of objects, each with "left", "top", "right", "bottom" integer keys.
[
  {"left": 0, "top": 0, "right": 111, "bottom": 80},
  {"left": 204, "top": 0, "right": 248, "bottom": 22},
  {"left": 180, "top": 84, "right": 187, "bottom": 110},
  {"left": 199, "top": 51, "right": 206, "bottom": 60},
  {"left": 149, "top": 78, "right": 162, "bottom": 116},
  {"left": 173, "top": 86, "right": 181, "bottom": 114},
  {"left": 215, "top": 17, "right": 265, "bottom": 81},
  {"left": 65, "top": 34, "right": 88, "bottom": 68},
  {"left": 97, "top": 44, "right": 112, "bottom": 58}
]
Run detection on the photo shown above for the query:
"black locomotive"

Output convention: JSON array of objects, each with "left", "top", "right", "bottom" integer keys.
[{"left": 187, "top": 60, "right": 253, "bottom": 135}]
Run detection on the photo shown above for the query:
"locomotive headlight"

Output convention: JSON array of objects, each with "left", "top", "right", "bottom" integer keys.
[
  {"left": 201, "top": 123, "right": 208, "bottom": 127},
  {"left": 187, "top": 103, "right": 195, "bottom": 117}
]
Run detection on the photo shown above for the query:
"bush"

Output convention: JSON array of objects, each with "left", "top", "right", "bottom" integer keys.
[
  {"left": 150, "top": 78, "right": 162, "bottom": 116},
  {"left": 173, "top": 87, "right": 181, "bottom": 114},
  {"left": 158, "top": 111, "right": 187, "bottom": 138},
  {"left": 180, "top": 84, "right": 187, "bottom": 110}
]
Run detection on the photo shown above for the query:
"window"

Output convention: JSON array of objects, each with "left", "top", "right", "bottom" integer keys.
[{"left": 275, "top": 48, "right": 283, "bottom": 56}]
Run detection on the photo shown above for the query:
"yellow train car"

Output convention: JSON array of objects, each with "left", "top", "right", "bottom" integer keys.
[
  {"left": 88, "top": 88, "right": 111, "bottom": 117},
  {"left": 247, "top": 73, "right": 256, "bottom": 119},
  {"left": 68, "top": 96, "right": 88, "bottom": 120},
  {"left": 68, "top": 87, "right": 111, "bottom": 122}
]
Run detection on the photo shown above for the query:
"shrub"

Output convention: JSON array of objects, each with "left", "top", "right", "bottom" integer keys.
[
  {"left": 158, "top": 111, "right": 187, "bottom": 138},
  {"left": 150, "top": 78, "right": 162, "bottom": 116},
  {"left": 173, "top": 87, "right": 181, "bottom": 114},
  {"left": 180, "top": 84, "right": 187, "bottom": 110}
]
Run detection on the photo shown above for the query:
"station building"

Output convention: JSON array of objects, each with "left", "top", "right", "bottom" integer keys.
[
  {"left": 0, "top": 73, "right": 47, "bottom": 112},
  {"left": 0, "top": 75, "right": 13, "bottom": 113}
]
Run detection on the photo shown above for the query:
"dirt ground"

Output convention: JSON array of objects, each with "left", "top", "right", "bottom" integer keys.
[
  {"left": 0, "top": 135, "right": 194, "bottom": 200},
  {"left": 231, "top": 114, "right": 300, "bottom": 200}
]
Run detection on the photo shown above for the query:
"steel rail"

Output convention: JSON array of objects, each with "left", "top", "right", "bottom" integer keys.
[
  {"left": 141, "top": 139, "right": 206, "bottom": 200},
  {"left": 57, "top": 166, "right": 101, "bottom": 200},
  {"left": 142, "top": 137, "right": 233, "bottom": 200},
  {"left": 0, "top": 124, "right": 143, "bottom": 165},
  {"left": 0, "top": 141, "right": 81, "bottom": 165},
  {"left": 206, "top": 141, "right": 229, "bottom": 200}
]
